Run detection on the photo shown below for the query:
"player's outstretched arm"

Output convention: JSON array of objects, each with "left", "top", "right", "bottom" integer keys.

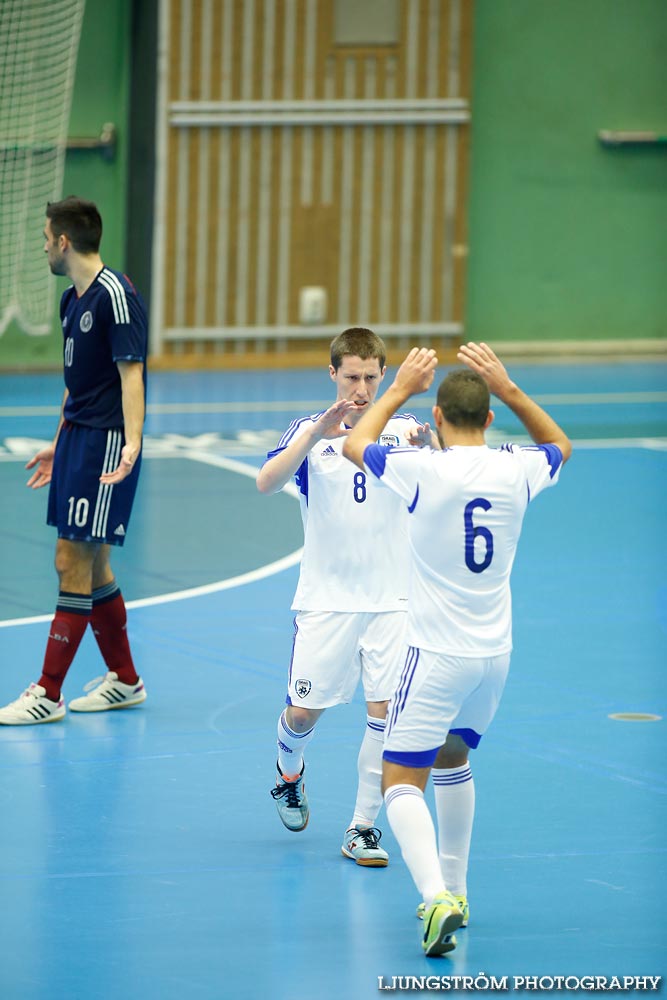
[
  {"left": 406, "top": 421, "right": 440, "bottom": 450},
  {"left": 257, "top": 398, "right": 357, "bottom": 494},
  {"left": 26, "top": 388, "right": 69, "bottom": 488},
  {"left": 344, "top": 348, "right": 437, "bottom": 469},
  {"left": 458, "top": 342, "right": 572, "bottom": 462}
]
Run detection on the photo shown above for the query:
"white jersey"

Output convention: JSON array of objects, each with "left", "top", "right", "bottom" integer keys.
[
  {"left": 265, "top": 412, "right": 421, "bottom": 612},
  {"left": 363, "top": 441, "right": 564, "bottom": 655}
]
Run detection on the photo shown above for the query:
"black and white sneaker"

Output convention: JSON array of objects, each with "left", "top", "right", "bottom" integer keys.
[
  {"left": 0, "top": 683, "right": 65, "bottom": 725},
  {"left": 68, "top": 672, "right": 147, "bottom": 712}
]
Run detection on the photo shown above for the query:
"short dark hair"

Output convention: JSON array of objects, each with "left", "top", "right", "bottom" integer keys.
[
  {"left": 436, "top": 369, "right": 490, "bottom": 428},
  {"left": 330, "top": 327, "right": 386, "bottom": 370},
  {"left": 46, "top": 196, "right": 102, "bottom": 254}
]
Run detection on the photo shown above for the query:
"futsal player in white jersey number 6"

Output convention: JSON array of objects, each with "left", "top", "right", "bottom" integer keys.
[
  {"left": 0, "top": 197, "right": 148, "bottom": 726},
  {"left": 257, "top": 328, "right": 435, "bottom": 866},
  {"left": 344, "top": 342, "right": 572, "bottom": 955}
]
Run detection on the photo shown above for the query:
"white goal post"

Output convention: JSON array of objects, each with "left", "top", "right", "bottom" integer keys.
[{"left": 0, "top": 0, "right": 85, "bottom": 337}]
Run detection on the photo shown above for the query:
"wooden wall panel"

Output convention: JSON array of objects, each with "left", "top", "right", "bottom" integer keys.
[{"left": 152, "top": 0, "right": 472, "bottom": 365}]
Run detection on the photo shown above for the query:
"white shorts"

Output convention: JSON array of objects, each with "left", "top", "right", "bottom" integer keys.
[
  {"left": 383, "top": 648, "right": 511, "bottom": 766},
  {"left": 286, "top": 610, "right": 408, "bottom": 709}
]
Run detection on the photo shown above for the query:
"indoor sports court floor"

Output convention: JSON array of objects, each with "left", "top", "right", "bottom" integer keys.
[{"left": 0, "top": 358, "right": 665, "bottom": 1000}]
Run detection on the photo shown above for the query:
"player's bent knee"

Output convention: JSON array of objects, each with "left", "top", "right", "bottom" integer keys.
[
  {"left": 54, "top": 539, "right": 99, "bottom": 582},
  {"left": 435, "top": 748, "right": 469, "bottom": 768},
  {"left": 434, "top": 732, "right": 474, "bottom": 768},
  {"left": 366, "top": 699, "right": 389, "bottom": 719},
  {"left": 285, "top": 705, "right": 323, "bottom": 732}
]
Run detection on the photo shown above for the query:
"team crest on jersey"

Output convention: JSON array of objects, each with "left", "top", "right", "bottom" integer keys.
[
  {"left": 80, "top": 310, "right": 93, "bottom": 332},
  {"left": 295, "top": 678, "right": 311, "bottom": 698},
  {"left": 378, "top": 433, "right": 399, "bottom": 447}
]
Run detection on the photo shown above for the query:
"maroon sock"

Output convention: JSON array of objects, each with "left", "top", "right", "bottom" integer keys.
[
  {"left": 38, "top": 593, "right": 92, "bottom": 701},
  {"left": 91, "top": 584, "right": 139, "bottom": 685}
]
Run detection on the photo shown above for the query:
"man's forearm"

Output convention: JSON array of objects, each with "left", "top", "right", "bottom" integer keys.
[
  {"left": 497, "top": 382, "right": 571, "bottom": 460},
  {"left": 257, "top": 429, "right": 318, "bottom": 494},
  {"left": 119, "top": 363, "right": 145, "bottom": 453},
  {"left": 52, "top": 388, "right": 69, "bottom": 446},
  {"left": 343, "top": 384, "right": 408, "bottom": 470},
  {"left": 458, "top": 341, "right": 571, "bottom": 462}
]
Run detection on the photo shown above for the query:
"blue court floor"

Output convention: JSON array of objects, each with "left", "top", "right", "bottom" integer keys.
[{"left": 0, "top": 359, "right": 665, "bottom": 1000}]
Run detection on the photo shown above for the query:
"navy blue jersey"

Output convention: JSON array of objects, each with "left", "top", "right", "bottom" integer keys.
[{"left": 60, "top": 267, "right": 148, "bottom": 428}]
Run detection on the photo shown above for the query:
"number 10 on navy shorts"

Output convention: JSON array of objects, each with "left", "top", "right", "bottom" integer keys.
[{"left": 47, "top": 422, "right": 142, "bottom": 546}]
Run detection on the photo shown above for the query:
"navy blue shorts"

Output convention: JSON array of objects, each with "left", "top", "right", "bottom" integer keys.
[{"left": 47, "top": 422, "right": 142, "bottom": 546}]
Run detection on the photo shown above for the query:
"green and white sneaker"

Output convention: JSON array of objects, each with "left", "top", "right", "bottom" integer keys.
[
  {"left": 270, "top": 762, "right": 309, "bottom": 831},
  {"left": 417, "top": 894, "right": 468, "bottom": 927},
  {"left": 421, "top": 891, "right": 464, "bottom": 957},
  {"left": 68, "top": 672, "right": 147, "bottom": 712},
  {"left": 0, "top": 683, "right": 65, "bottom": 725},
  {"left": 341, "top": 826, "right": 389, "bottom": 867}
]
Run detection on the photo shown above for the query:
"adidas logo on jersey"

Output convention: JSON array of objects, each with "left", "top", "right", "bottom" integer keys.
[
  {"left": 114, "top": 524, "right": 126, "bottom": 536},
  {"left": 320, "top": 444, "right": 337, "bottom": 457}
]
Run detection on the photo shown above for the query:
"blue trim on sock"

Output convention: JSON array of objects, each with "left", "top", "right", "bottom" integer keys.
[
  {"left": 280, "top": 711, "right": 314, "bottom": 741},
  {"left": 384, "top": 783, "right": 424, "bottom": 808},
  {"left": 432, "top": 766, "right": 473, "bottom": 786}
]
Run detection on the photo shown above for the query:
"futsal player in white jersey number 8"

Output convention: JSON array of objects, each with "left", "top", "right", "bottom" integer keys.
[
  {"left": 257, "top": 328, "right": 437, "bottom": 866},
  {"left": 343, "top": 342, "right": 572, "bottom": 956},
  {"left": 0, "top": 197, "right": 148, "bottom": 726}
]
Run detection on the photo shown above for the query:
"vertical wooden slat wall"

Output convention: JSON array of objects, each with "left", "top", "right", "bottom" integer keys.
[{"left": 153, "top": 0, "right": 472, "bottom": 366}]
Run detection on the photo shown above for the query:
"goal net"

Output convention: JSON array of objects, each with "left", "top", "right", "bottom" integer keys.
[{"left": 0, "top": 0, "right": 86, "bottom": 337}]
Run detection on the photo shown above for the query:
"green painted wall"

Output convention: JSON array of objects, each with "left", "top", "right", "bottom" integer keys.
[
  {"left": 0, "top": 0, "right": 130, "bottom": 369},
  {"left": 2, "top": 0, "right": 665, "bottom": 368},
  {"left": 466, "top": 0, "right": 667, "bottom": 344}
]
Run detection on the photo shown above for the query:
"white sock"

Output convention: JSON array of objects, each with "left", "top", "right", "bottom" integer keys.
[
  {"left": 432, "top": 764, "right": 475, "bottom": 897},
  {"left": 384, "top": 784, "right": 446, "bottom": 907},
  {"left": 349, "top": 715, "right": 386, "bottom": 829},
  {"left": 276, "top": 709, "right": 315, "bottom": 776}
]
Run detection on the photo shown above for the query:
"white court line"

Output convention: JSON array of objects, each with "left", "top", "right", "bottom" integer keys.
[
  {"left": 0, "top": 452, "right": 303, "bottom": 629},
  {"left": 1, "top": 437, "right": 665, "bottom": 628}
]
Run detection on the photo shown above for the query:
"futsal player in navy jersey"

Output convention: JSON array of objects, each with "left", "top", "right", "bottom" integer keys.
[
  {"left": 0, "top": 197, "right": 148, "bottom": 725},
  {"left": 344, "top": 342, "right": 571, "bottom": 955}
]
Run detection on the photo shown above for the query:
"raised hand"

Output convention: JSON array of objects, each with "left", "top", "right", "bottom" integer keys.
[
  {"left": 457, "top": 342, "right": 513, "bottom": 399},
  {"left": 406, "top": 421, "right": 436, "bottom": 448},
  {"left": 393, "top": 347, "right": 438, "bottom": 396},
  {"left": 315, "top": 398, "right": 358, "bottom": 439}
]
